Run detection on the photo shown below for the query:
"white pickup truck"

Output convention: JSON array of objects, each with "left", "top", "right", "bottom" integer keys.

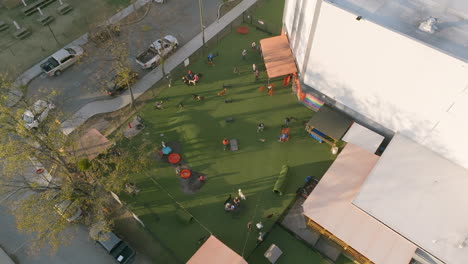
[{"left": 135, "top": 35, "right": 178, "bottom": 69}]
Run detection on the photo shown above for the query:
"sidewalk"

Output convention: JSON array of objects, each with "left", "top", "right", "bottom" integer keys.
[
  {"left": 61, "top": 0, "right": 258, "bottom": 135},
  {"left": 13, "top": 0, "right": 151, "bottom": 88}
]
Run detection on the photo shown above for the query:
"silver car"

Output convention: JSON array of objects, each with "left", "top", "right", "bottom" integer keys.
[{"left": 40, "top": 46, "right": 84, "bottom": 76}]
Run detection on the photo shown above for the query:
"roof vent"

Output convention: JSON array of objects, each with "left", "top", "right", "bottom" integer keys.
[{"left": 419, "top": 17, "right": 438, "bottom": 33}]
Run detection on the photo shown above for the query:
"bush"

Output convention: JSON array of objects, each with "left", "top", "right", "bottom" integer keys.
[{"left": 77, "top": 158, "right": 91, "bottom": 171}]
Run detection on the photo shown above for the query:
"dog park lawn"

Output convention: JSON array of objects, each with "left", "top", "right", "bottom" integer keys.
[{"left": 115, "top": 19, "right": 337, "bottom": 262}]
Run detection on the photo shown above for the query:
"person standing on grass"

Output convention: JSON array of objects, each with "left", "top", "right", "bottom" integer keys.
[
  {"left": 255, "top": 69, "right": 259, "bottom": 81},
  {"left": 252, "top": 63, "right": 256, "bottom": 72},
  {"left": 242, "top": 49, "right": 247, "bottom": 60},
  {"left": 222, "top": 138, "right": 230, "bottom": 151},
  {"left": 207, "top": 53, "right": 215, "bottom": 65},
  {"left": 251, "top": 41, "right": 256, "bottom": 49},
  {"left": 267, "top": 83, "right": 274, "bottom": 96}
]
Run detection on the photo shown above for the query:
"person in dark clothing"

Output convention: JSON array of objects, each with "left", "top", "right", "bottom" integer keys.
[{"left": 257, "top": 123, "right": 265, "bottom": 133}]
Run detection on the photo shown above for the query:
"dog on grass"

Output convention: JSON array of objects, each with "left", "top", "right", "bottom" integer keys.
[
  {"left": 182, "top": 76, "right": 196, "bottom": 86},
  {"left": 192, "top": 94, "right": 205, "bottom": 101},
  {"left": 217, "top": 88, "right": 227, "bottom": 96},
  {"left": 238, "top": 189, "right": 246, "bottom": 200}
]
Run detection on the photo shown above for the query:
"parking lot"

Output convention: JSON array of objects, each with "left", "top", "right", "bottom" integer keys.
[{"left": 25, "top": 0, "right": 220, "bottom": 117}]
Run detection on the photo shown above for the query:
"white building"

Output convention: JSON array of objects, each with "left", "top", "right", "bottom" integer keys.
[{"left": 283, "top": 0, "right": 468, "bottom": 263}]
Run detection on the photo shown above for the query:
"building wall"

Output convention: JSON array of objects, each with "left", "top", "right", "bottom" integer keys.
[{"left": 283, "top": 1, "right": 468, "bottom": 169}]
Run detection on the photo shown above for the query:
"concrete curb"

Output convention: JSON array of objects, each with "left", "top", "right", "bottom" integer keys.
[{"left": 61, "top": 0, "right": 258, "bottom": 135}]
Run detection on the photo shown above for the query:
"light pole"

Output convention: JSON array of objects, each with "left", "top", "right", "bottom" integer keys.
[{"left": 198, "top": 0, "right": 206, "bottom": 49}]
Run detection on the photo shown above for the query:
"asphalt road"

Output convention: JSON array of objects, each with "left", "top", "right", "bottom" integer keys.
[
  {"left": 0, "top": 161, "right": 153, "bottom": 264},
  {"left": 26, "top": 0, "right": 221, "bottom": 117},
  {"left": 0, "top": 166, "right": 115, "bottom": 264}
]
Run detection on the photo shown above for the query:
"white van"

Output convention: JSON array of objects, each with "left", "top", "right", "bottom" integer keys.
[{"left": 40, "top": 46, "right": 84, "bottom": 76}]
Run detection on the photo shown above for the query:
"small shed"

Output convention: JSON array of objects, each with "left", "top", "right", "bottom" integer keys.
[
  {"left": 306, "top": 105, "right": 353, "bottom": 146},
  {"left": 187, "top": 235, "right": 247, "bottom": 264}
]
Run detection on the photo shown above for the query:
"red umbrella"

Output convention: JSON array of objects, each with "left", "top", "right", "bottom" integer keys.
[
  {"left": 180, "top": 169, "right": 191, "bottom": 179},
  {"left": 168, "top": 153, "right": 181, "bottom": 164}
]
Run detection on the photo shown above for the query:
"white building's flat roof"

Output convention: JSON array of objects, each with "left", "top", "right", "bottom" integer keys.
[
  {"left": 342, "top": 123, "right": 384, "bottom": 154},
  {"left": 328, "top": 0, "right": 468, "bottom": 62},
  {"left": 303, "top": 143, "right": 416, "bottom": 264},
  {"left": 354, "top": 134, "right": 468, "bottom": 264}
]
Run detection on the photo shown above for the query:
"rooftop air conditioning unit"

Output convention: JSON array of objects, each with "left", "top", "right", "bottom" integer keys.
[{"left": 419, "top": 17, "right": 438, "bottom": 33}]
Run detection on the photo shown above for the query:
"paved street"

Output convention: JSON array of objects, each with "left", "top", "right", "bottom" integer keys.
[
  {"left": 0, "top": 162, "right": 152, "bottom": 264},
  {"left": 26, "top": 0, "right": 220, "bottom": 117},
  {"left": 0, "top": 166, "right": 115, "bottom": 264},
  {"left": 0, "top": 208, "right": 115, "bottom": 264}
]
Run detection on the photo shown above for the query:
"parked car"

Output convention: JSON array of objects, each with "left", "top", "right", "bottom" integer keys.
[
  {"left": 46, "top": 190, "right": 82, "bottom": 222},
  {"left": 106, "top": 71, "right": 139, "bottom": 96},
  {"left": 136, "top": 35, "right": 178, "bottom": 69},
  {"left": 22, "top": 99, "right": 55, "bottom": 130},
  {"left": 40, "top": 46, "right": 84, "bottom": 76},
  {"left": 96, "top": 231, "right": 136, "bottom": 264}
]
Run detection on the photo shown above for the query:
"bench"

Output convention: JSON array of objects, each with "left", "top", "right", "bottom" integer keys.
[
  {"left": 37, "top": 15, "right": 54, "bottom": 26},
  {"left": 230, "top": 139, "right": 238, "bottom": 151},
  {"left": 14, "top": 28, "right": 31, "bottom": 39},
  {"left": 0, "top": 21, "right": 9, "bottom": 32},
  {"left": 57, "top": 3, "right": 73, "bottom": 15},
  {"left": 22, "top": 0, "right": 57, "bottom": 16}
]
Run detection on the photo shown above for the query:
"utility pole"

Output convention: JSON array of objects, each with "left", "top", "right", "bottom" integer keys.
[{"left": 198, "top": 0, "right": 206, "bottom": 49}]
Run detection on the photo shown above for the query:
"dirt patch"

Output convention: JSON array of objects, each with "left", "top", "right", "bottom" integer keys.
[
  {"left": 153, "top": 141, "right": 184, "bottom": 163},
  {"left": 179, "top": 170, "right": 206, "bottom": 195},
  {"left": 151, "top": 141, "right": 205, "bottom": 194}
]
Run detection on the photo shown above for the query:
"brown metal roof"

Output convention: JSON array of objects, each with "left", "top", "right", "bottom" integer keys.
[
  {"left": 187, "top": 235, "right": 247, "bottom": 264},
  {"left": 260, "top": 35, "right": 298, "bottom": 78},
  {"left": 302, "top": 144, "right": 417, "bottom": 264}
]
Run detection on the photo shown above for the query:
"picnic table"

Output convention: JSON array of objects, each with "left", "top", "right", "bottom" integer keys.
[{"left": 22, "top": 0, "right": 57, "bottom": 16}]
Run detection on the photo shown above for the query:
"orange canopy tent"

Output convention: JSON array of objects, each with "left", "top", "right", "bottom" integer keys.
[
  {"left": 187, "top": 235, "right": 247, "bottom": 264},
  {"left": 260, "top": 35, "right": 298, "bottom": 78}
]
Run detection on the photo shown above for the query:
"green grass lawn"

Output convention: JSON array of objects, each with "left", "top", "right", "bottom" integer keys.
[
  {"left": 117, "top": 25, "right": 336, "bottom": 262},
  {"left": 247, "top": 225, "right": 354, "bottom": 264},
  {"left": 114, "top": 0, "right": 339, "bottom": 262}
]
